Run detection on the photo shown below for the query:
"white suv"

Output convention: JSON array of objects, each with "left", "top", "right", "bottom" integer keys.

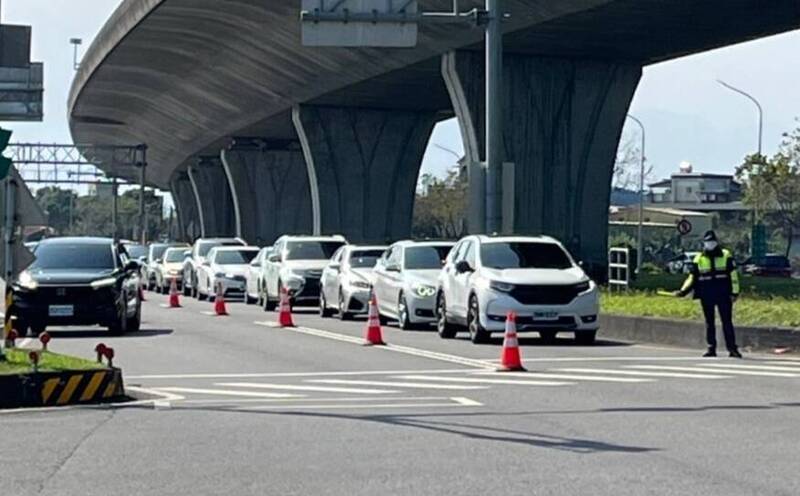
[
  {"left": 436, "top": 235, "right": 599, "bottom": 344},
  {"left": 372, "top": 240, "right": 455, "bottom": 329},
  {"left": 262, "top": 235, "right": 347, "bottom": 310}
]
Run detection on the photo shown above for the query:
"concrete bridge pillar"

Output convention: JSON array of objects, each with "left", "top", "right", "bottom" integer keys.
[
  {"left": 170, "top": 173, "right": 201, "bottom": 242},
  {"left": 187, "top": 157, "right": 237, "bottom": 238},
  {"left": 442, "top": 50, "right": 642, "bottom": 279},
  {"left": 220, "top": 142, "right": 313, "bottom": 245},
  {"left": 292, "top": 104, "right": 436, "bottom": 244}
]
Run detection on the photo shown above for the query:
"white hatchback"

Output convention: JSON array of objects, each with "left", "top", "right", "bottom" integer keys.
[
  {"left": 196, "top": 246, "right": 261, "bottom": 301},
  {"left": 436, "top": 235, "right": 599, "bottom": 344}
]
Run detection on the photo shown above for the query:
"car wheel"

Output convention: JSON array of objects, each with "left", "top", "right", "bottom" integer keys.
[
  {"left": 575, "top": 330, "right": 597, "bottom": 345},
  {"left": 108, "top": 299, "right": 128, "bottom": 335},
  {"left": 436, "top": 293, "right": 457, "bottom": 339},
  {"left": 30, "top": 323, "right": 46, "bottom": 337},
  {"left": 539, "top": 330, "right": 557, "bottom": 343},
  {"left": 256, "top": 284, "right": 264, "bottom": 307},
  {"left": 397, "top": 293, "right": 413, "bottom": 330},
  {"left": 126, "top": 302, "right": 141, "bottom": 332},
  {"left": 183, "top": 276, "right": 191, "bottom": 296},
  {"left": 467, "top": 295, "right": 490, "bottom": 344},
  {"left": 319, "top": 292, "right": 333, "bottom": 318},
  {"left": 264, "top": 286, "right": 276, "bottom": 312},
  {"left": 338, "top": 291, "right": 352, "bottom": 321}
]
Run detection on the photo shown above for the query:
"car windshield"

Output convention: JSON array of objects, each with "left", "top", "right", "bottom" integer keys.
[
  {"left": 150, "top": 244, "right": 169, "bottom": 260},
  {"left": 481, "top": 242, "right": 573, "bottom": 270},
  {"left": 348, "top": 250, "right": 384, "bottom": 268},
  {"left": 164, "top": 249, "right": 186, "bottom": 263},
  {"left": 285, "top": 241, "right": 345, "bottom": 261},
  {"left": 404, "top": 246, "right": 452, "bottom": 270},
  {"left": 124, "top": 244, "right": 147, "bottom": 259},
  {"left": 31, "top": 243, "right": 115, "bottom": 270},
  {"left": 199, "top": 241, "right": 242, "bottom": 257},
  {"left": 215, "top": 250, "right": 258, "bottom": 265}
]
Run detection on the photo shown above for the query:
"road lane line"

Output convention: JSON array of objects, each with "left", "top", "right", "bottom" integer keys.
[
  {"left": 243, "top": 400, "right": 482, "bottom": 410},
  {"left": 253, "top": 321, "right": 495, "bottom": 369},
  {"left": 217, "top": 382, "right": 398, "bottom": 394},
  {"left": 471, "top": 371, "right": 652, "bottom": 383},
  {"left": 627, "top": 365, "right": 798, "bottom": 378},
  {"left": 310, "top": 379, "right": 490, "bottom": 390},
  {"left": 155, "top": 387, "right": 305, "bottom": 398},
  {"left": 556, "top": 368, "right": 729, "bottom": 379},
  {"left": 128, "top": 369, "right": 471, "bottom": 380},
  {"left": 395, "top": 375, "right": 572, "bottom": 386},
  {"left": 179, "top": 396, "right": 461, "bottom": 404},
  {"left": 696, "top": 363, "right": 800, "bottom": 372},
  {"left": 483, "top": 356, "right": 717, "bottom": 363}
]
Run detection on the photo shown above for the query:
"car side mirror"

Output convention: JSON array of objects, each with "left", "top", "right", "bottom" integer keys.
[
  {"left": 329, "top": 263, "right": 341, "bottom": 271},
  {"left": 202, "top": 261, "right": 211, "bottom": 267},
  {"left": 455, "top": 260, "right": 473, "bottom": 274},
  {"left": 155, "top": 258, "right": 162, "bottom": 264},
  {"left": 386, "top": 263, "right": 401, "bottom": 273},
  {"left": 268, "top": 254, "right": 280, "bottom": 263}
]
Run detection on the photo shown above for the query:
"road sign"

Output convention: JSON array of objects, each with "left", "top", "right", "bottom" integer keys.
[
  {"left": 0, "top": 128, "right": 12, "bottom": 179},
  {"left": 676, "top": 219, "right": 692, "bottom": 236},
  {"left": 301, "top": 0, "right": 418, "bottom": 47},
  {"left": 0, "top": 166, "right": 46, "bottom": 282}
]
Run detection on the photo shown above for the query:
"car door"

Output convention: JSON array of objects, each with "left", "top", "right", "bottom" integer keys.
[
  {"left": 247, "top": 249, "right": 264, "bottom": 297},
  {"left": 372, "top": 247, "right": 393, "bottom": 312},
  {"left": 266, "top": 240, "right": 283, "bottom": 297},
  {"left": 440, "top": 241, "right": 465, "bottom": 316},
  {"left": 452, "top": 241, "right": 476, "bottom": 319},
  {"left": 322, "top": 247, "right": 345, "bottom": 305},
  {"left": 381, "top": 247, "right": 404, "bottom": 316}
]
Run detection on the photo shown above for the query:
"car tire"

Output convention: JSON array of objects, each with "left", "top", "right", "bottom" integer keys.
[
  {"left": 467, "top": 295, "right": 490, "bottom": 344},
  {"left": 397, "top": 293, "right": 413, "bottom": 330},
  {"left": 539, "top": 330, "right": 557, "bottom": 343},
  {"left": 338, "top": 290, "right": 352, "bottom": 321},
  {"left": 108, "top": 299, "right": 128, "bottom": 335},
  {"left": 30, "top": 323, "right": 46, "bottom": 337},
  {"left": 575, "top": 330, "right": 597, "bottom": 346},
  {"left": 126, "top": 302, "right": 141, "bottom": 332},
  {"left": 264, "top": 287, "right": 276, "bottom": 312},
  {"left": 436, "top": 293, "right": 457, "bottom": 339},
  {"left": 183, "top": 276, "right": 191, "bottom": 297},
  {"left": 319, "top": 292, "right": 333, "bottom": 318}
]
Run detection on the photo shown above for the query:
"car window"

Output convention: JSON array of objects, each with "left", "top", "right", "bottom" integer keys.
[
  {"left": 404, "top": 246, "right": 452, "bottom": 270},
  {"left": 386, "top": 247, "right": 401, "bottom": 267},
  {"left": 197, "top": 242, "right": 219, "bottom": 257},
  {"left": 348, "top": 250, "right": 384, "bottom": 269},
  {"left": 31, "top": 243, "right": 115, "bottom": 270},
  {"left": 285, "top": 241, "right": 345, "bottom": 261},
  {"left": 164, "top": 249, "right": 185, "bottom": 263},
  {"left": 150, "top": 244, "right": 169, "bottom": 261},
  {"left": 463, "top": 242, "right": 476, "bottom": 267},
  {"left": 480, "top": 242, "right": 573, "bottom": 270},
  {"left": 448, "top": 241, "right": 465, "bottom": 264},
  {"left": 215, "top": 250, "right": 258, "bottom": 265},
  {"left": 124, "top": 244, "right": 147, "bottom": 259},
  {"left": 331, "top": 247, "right": 345, "bottom": 264}
]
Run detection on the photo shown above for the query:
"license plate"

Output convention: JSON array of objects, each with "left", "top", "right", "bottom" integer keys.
[
  {"left": 533, "top": 311, "right": 558, "bottom": 321},
  {"left": 49, "top": 305, "right": 74, "bottom": 317}
]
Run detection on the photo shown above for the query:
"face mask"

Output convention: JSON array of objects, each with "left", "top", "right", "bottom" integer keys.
[{"left": 704, "top": 241, "right": 718, "bottom": 251}]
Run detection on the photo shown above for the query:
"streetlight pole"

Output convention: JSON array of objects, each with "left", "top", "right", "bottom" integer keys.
[
  {"left": 484, "top": 0, "right": 503, "bottom": 234},
  {"left": 69, "top": 38, "right": 83, "bottom": 71},
  {"left": 627, "top": 114, "right": 646, "bottom": 274},
  {"left": 716, "top": 79, "right": 762, "bottom": 156}
]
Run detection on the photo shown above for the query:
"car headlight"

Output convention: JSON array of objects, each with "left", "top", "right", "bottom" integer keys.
[
  {"left": 17, "top": 271, "right": 38, "bottom": 290},
  {"left": 489, "top": 280, "right": 515, "bottom": 293},
  {"left": 224, "top": 273, "right": 235, "bottom": 279},
  {"left": 168, "top": 269, "right": 180, "bottom": 275},
  {"left": 412, "top": 283, "right": 436, "bottom": 297},
  {"left": 575, "top": 280, "right": 592, "bottom": 293},
  {"left": 91, "top": 277, "right": 117, "bottom": 289}
]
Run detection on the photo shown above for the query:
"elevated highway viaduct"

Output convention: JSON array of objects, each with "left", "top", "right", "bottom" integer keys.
[{"left": 69, "top": 0, "right": 800, "bottom": 277}]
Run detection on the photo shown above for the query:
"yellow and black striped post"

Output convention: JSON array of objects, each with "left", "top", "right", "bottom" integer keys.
[
  {"left": 1, "top": 287, "right": 12, "bottom": 358},
  {"left": 39, "top": 369, "right": 125, "bottom": 407}
]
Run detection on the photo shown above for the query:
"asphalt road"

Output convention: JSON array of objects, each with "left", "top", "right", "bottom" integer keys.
[{"left": 2, "top": 290, "right": 800, "bottom": 496}]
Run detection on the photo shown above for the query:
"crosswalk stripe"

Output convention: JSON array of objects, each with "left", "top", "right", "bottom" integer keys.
[
  {"left": 471, "top": 371, "right": 652, "bottom": 383},
  {"left": 395, "top": 375, "right": 572, "bottom": 386},
  {"left": 695, "top": 363, "right": 800, "bottom": 373},
  {"left": 556, "top": 368, "right": 729, "bottom": 379},
  {"left": 627, "top": 365, "right": 798, "bottom": 378},
  {"left": 155, "top": 387, "right": 305, "bottom": 398},
  {"left": 217, "top": 382, "right": 398, "bottom": 394},
  {"left": 309, "top": 379, "right": 490, "bottom": 390}
]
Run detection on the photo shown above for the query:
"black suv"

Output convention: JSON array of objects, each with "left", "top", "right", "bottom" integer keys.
[{"left": 12, "top": 237, "right": 143, "bottom": 336}]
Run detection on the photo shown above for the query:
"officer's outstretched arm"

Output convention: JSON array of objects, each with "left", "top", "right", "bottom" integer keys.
[{"left": 677, "top": 264, "right": 697, "bottom": 297}]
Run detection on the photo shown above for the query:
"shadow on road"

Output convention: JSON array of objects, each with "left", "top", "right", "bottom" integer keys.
[{"left": 43, "top": 328, "right": 174, "bottom": 339}]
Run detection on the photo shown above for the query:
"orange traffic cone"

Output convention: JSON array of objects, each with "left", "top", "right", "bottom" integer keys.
[
  {"left": 278, "top": 286, "right": 294, "bottom": 327},
  {"left": 213, "top": 281, "right": 228, "bottom": 316},
  {"left": 363, "top": 295, "right": 385, "bottom": 346},
  {"left": 168, "top": 277, "right": 181, "bottom": 308},
  {"left": 497, "top": 312, "right": 526, "bottom": 372}
]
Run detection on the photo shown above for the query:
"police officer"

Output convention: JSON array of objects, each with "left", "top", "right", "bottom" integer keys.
[{"left": 676, "top": 230, "right": 742, "bottom": 358}]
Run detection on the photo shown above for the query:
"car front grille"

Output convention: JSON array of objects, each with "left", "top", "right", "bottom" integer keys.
[
  {"left": 37, "top": 285, "right": 97, "bottom": 303},
  {"left": 509, "top": 284, "right": 581, "bottom": 305},
  {"left": 298, "top": 277, "right": 321, "bottom": 298}
]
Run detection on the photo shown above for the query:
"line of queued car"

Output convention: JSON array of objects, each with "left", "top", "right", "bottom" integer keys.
[{"left": 148, "top": 233, "right": 600, "bottom": 345}]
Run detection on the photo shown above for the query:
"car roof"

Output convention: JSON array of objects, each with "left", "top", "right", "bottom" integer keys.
[
  {"left": 197, "top": 237, "right": 244, "bottom": 243},
  {"left": 40, "top": 237, "right": 113, "bottom": 245},
  {"left": 472, "top": 235, "right": 560, "bottom": 244},
  {"left": 212, "top": 246, "right": 260, "bottom": 252},
  {"left": 393, "top": 240, "right": 455, "bottom": 248},
  {"left": 347, "top": 245, "right": 388, "bottom": 252},
  {"left": 279, "top": 235, "right": 347, "bottom": 242}
]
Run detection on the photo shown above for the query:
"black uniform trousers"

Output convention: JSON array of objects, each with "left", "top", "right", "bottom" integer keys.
[{"left": 700, "top": 295, "right": 737, "bottom": 351}]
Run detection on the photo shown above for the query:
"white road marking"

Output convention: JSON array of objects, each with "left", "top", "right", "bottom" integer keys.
[
  {"left": 697, "top": 363, "right": 800, "bottom": 373},
  {"left": 154, "top": 387, "right": 305, "bottom": 398},
  {"left": 217, "top": 382, "right": 398, "bottom": 394},
  {"left": 310, "top": 379, "right": 490, "bottom": 390},
  {"left": 126, "top": 386, "right": 186, "bottom": 402},
  {"left": 486, "top": 356, "right": 717, "bottom": 363},
  {"left": 451, "top": 396, "right": 484, "bottom": 406},
  {"left": 472, "top": 371, "right": 653, "bottom": 383},
  {"left": 127, "top": 368, "right": 471, "bottom": 380},
  {"left": 243, "top": 399, "right": 481, "bottom": 410},
  {"left": 179, "top": 396, "right": 465, "bottom": 404},
  {"left": 556, "top": 368, "right": 729, "bottom": 379},
  {"left": 253, "top": 321, "right": 495, "bottom": 369},
  {"left": 396, "top": 375, "right": 571, "bottom": 386},
  {"left": 628, "top": 365, "right": 798, "bottom": 378}
]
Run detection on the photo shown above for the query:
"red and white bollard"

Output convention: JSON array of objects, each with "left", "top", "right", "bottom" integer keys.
[
  {"left": 103, "top": 347, "right": 115, "bottom": 368},
  {"left": 95, "top": 343, "right": 107, "bottom": 363},
  {"left": 29, "top": 350, "right": 40, "bottom": 372},
  {"left": 39, "top": 332, "right": 51, "bottom": 352}
]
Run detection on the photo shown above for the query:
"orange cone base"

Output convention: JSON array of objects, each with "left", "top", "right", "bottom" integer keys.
[
  {"left": 496, "top": 364, "right": 527, "bottom": 372},
  {"left": 279, "top": 314, "right": 294, "bottom": 327},
  {"left": 214, "top": 300, "right": 228, "bottom": 316},
  {"left": 362, "top": 335, "right": 385, "bottom": 346},
  {"left": 497, "top": 349, "right": 526, "bottom": 372}
]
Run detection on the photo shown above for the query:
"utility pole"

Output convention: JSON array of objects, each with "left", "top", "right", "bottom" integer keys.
[
  {"left": 111, "top": 177, "right": 118, "bottom": 242},
  {"left": 484, "top": 0, "right": 503, "bottom": 234},
  {"left": 627, "top": 114, "right": 646, "bottom": 274},
  {"left": 138, "top": 145, "right": 147, "bottom": 244}
]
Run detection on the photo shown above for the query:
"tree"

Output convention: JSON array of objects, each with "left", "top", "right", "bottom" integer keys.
[
  {"left": 613, "top": 131, "right": 653, "bottom": 191},
  {"left": 35, "top": 187, "right": 78, "bottom": 235},
  {"left": 736, "top": 124, "right": 800, "bottom": 257},
  {"left": 413, "top": 169, "right": 467, "bottom": 239}
]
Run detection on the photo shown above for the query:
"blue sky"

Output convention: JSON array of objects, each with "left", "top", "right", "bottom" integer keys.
[{"left": 4, "top": 0, "right": 800, "bottom": 187}]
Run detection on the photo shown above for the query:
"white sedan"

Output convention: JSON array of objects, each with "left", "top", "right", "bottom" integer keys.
[
  {"left": 196, "top": 246, "right": 261, "bottom": 301},
  {"left": 320, "top": 245, "right": 386, "bottom": 319}
]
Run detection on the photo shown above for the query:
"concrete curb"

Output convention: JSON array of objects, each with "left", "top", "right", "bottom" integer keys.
[
  {"left": 600, "top": 314, "right": 800, "bottom": 352},
  {"left": 0, "top": 367, "right": 125, "bottom": 409}
]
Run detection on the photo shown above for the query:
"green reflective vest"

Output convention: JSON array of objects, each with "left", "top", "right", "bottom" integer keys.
[{"left": 680, "top": 248, "right": 740, "bottom": 298}]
